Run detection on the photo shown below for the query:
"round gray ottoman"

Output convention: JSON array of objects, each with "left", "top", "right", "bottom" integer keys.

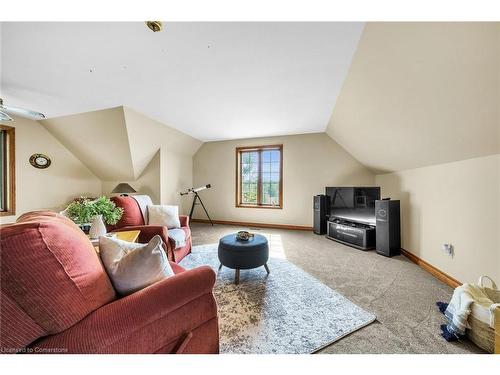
[{"left": 218, "top": 233, "right": 270, "bottom": 284}]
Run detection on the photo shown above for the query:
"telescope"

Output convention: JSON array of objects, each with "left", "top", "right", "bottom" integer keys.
[
  {"left": 180, "top": 184, "right": 211, "bottom": 196},
  {"left": 180, "top": 184, "right": 213, "bottom": 225}
]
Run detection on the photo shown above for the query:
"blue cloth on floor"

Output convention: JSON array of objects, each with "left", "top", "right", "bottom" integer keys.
[
  {"left": 436, "top": 301, "right": 465, "bottom": 342},
  {"left": 436, "top": 301, "right": 448, "bottom": 314},
  {"left": 440, "top": 324, "right": 460, "bottom": 342}
]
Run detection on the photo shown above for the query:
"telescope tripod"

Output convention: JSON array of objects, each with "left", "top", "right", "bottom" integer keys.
[{"left": 188, "top": 191, "right": 213, "bottom": 226}]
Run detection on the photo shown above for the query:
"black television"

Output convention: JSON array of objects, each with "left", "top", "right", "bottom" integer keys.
[{"left": 325, "top": 187, "right": 380, "bottom": 226}]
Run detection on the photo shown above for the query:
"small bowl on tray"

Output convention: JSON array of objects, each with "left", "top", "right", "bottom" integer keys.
[{"left": 236, "top": 231, "right": 254, "bottom": 241}]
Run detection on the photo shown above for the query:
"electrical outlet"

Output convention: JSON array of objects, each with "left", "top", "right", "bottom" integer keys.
[{"left": 442, "top": 243, "right": 454, "bottom": 257}]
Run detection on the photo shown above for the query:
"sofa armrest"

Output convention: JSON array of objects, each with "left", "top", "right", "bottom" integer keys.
[
  {"left": 179, "top": 215, "right": 190, "bottom": 227},
  {"left": 32, "top": 266, "right": 218, "bottom": 353}
]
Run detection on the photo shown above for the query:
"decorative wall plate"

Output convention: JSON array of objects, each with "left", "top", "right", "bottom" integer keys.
[{"left": 29, "top": 153, "right": 51, "bottom": 169}]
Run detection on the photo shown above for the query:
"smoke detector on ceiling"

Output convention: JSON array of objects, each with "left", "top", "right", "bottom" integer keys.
[{"left": 146, "top": 21, "right": 163, "bottom": 32}]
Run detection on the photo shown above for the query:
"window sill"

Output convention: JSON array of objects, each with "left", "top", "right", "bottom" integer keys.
[{"left": 236, "top": 204, "right": 282, "bottom": 210}]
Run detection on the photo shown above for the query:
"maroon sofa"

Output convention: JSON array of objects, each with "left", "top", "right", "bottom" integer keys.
[
  {"left": 108, "top": 196, "right": 192, "bottom": 263},
  {"left": 0, "top": 211, "right": 219, "bottom": 354}
]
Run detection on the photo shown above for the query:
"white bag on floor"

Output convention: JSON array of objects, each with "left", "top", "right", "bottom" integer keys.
[{"left": 468, "top": 276, "right": 500, "bottom": 353}]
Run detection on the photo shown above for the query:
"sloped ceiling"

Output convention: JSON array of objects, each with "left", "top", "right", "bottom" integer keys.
[
  {"left": 1, "top": 22, "right": 364, "bottom": 141},
  {"left": 41, "top": 106, "right": 202, "bottom": 181},
  {"left": 327, "top": 22, "right": 500, "bottom": 173},
  {"left": 123, "top": 106, "right": 202, "bottom": 169},
  {"left": 41, "top": 107, "right": 135, "bottom": 180}
]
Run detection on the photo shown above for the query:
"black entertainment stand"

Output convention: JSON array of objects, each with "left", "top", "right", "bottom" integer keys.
[{"left": 326, "top": 217, "right": 376, "bottom": 250}]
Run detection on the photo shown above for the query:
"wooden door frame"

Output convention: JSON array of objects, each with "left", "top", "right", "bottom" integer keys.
[{"left": 0, "top": 124, "right": 15, "bottom": 216}]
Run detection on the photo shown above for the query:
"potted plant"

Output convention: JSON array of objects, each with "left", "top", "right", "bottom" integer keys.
[{"left": 64, "top": 196, "right": 123, "bottom": 237}]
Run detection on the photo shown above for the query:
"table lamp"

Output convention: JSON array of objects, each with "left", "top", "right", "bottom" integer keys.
[{"left": 111, "top": 183, "right": 137, "bottom": 196}]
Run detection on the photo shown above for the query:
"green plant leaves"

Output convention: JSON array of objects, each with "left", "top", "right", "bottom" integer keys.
[{"left": 65, "top": 196, "right": 123, "bottom": 225}]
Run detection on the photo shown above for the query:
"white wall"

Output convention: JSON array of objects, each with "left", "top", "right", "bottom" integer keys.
[
  {"left": 0, "top": 116, "right": 102, "bottom": 224},
  {"left": 122, "top": 107, "right": 202, "bottom": 214},
  {"left": 327, "top": 22, "right": 500, "bottom": 173},
  {"left": 376, "top": 154, "right": 500, "bottom": 284},
  {"left": 100, "top": 147, "right": 195, "bottom": 215},
  {"left": 160, "top": 147, "right": 196, "bottom": 215},
  {"left": 101, "top": 150, "right": 162, "bottom": 205},
  {"left": 193, "top": 133, "right": 375, "bottom": 227}
]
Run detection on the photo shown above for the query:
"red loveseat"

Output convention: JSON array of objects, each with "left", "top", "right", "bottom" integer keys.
[
  {"left": 108, "top": 196, "right": 192, "bottom": 263},
  {"left": 0, "top": 211, "right": 219, "bottom": 354}
]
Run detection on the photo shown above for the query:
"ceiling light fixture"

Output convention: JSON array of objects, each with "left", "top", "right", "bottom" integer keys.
[
  {"left": 0, "top": 98, "right": 45, "bottom": 122},
  {"left": 145, "top": 21, "right": 163, "bottom": 33}
]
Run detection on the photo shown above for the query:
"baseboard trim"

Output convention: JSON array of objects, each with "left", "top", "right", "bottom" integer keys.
[
  {"left": 400, "top": 248, "right": 461, "bottom": 289},
  {"left": 191, "top": 218, "right": 313, "bottom": 231}
]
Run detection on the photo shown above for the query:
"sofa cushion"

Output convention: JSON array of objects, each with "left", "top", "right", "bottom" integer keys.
[
  {"left": 99, "top": 235, "right": 174, "bottom": 296},
  {"left": 108, "top": 196, "right": 145, "bottom": 231},
  {"left": 167, "top": 227, "right": 191, "bottom": 250},
  {"left": 167, "top": 228, "right": 187, "bottom": 249},
  {"left": 0, "top": 211, "right": 116, "bottom": 350}
]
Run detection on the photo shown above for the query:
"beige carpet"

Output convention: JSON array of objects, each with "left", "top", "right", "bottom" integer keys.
[{"left": 190, "top": 222, "right": 484, "bottom": 354}]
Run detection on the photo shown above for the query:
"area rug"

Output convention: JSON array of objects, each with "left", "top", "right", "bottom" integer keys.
[{"left": 179, "top": 243, "right": 376, "bottom": 354}]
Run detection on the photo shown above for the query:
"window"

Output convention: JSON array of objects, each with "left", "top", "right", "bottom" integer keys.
[
  {"left": 236, "top": 145, "right": 282, "bottom": 209},
  {"left": 0, "top": 125, "right": 15, "bottom": 216}
]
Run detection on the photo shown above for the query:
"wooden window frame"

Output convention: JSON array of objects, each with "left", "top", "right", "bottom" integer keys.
[
  {"left": 0, "top": 125, "right": 15, "bottom": 216},
  {"left": 235, "top": 144, "right": 283, "bottom": 209}
]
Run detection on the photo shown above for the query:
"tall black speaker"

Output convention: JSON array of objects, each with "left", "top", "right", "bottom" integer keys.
[
  {"left": 375, "top": 200, "right": 401, "bottom": 257},
  {"left": 313, "top": 195, "right": 330, "bottom": 235}
]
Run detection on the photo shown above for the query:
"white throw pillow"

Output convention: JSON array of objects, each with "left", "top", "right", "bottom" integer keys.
[
  {"left": 148, "top": 204, "right": 181, "bottom": 229},
  {"left": 99, "top": 235, "right": 174, "bottom": 296}
]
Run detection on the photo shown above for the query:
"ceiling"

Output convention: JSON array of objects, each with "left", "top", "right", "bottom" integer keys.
[
  {"left": 1, "top": 22, "right": 363, "bottom": 141},
  {"left": 41, "top": 106, "right": 202, "bottom": 181},
  {"left": 327, "top": 22, "right": 500, "bottom": 173}
]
